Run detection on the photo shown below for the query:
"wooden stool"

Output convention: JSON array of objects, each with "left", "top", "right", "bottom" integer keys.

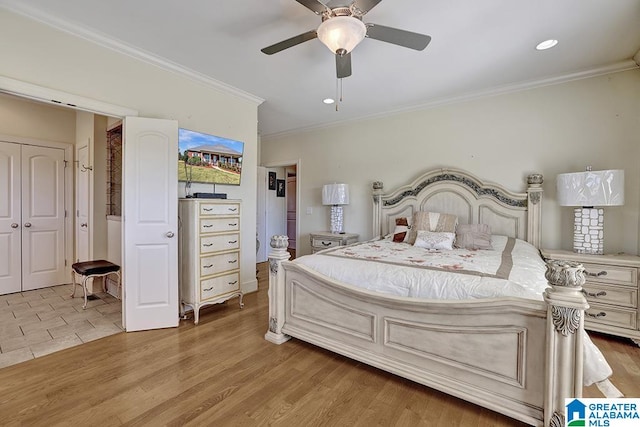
[{"left": 71, "top": 260, "right": 121, "bottom": 309}]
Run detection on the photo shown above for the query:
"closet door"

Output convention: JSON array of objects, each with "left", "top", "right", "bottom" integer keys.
[
  {"left": 21, "top": 144, "right": 66, "bottom": 291},
  {"left": 0, "top": 141, "right": 21, "bottom": 295}
]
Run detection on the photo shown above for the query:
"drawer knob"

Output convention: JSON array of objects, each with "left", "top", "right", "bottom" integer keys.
[
  {"left": 203, "top": 286, "right": 213, "bottom": 292},
  {"left": 203, "top": 243, "right": 213, "bottom": 247},
  {"left": 203, "top": 208, "right": 213, "bottom": 212},
  {"left": 228, "top": 260, "right": 237, "bottom": 264},
  {"left": 228, "top": 240, "right": 237, "bottom": 244},
  {"left": 585, "top": 270, "right": 607, "bottom": 277},
  {"left": 228, "top": 223, "right": 237, "bottom": 226},
  {"left": 203, "top": 224, "right": 213, "bottom": 228},
  {"left": 582, "top": 290, "right": 607, "bottom": 298},
  {"left": 321, "top": 241, "right": 331, "bottom": 246},
  {"left": 228, "top": 280, "right": 238, "bottom": 285},
  {"left": 586, "top": 311, "right": 607, "bottom": 319},
  {"left": 203, "top": 264, "right": 213, "bottom": 269},
  {"left": 228, "top": 208, "right": 237, "bottom": 212}
]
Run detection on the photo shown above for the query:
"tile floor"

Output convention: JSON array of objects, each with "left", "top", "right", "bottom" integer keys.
[{"left": 0, "top": 284, "right": 123, "bottom": 369}]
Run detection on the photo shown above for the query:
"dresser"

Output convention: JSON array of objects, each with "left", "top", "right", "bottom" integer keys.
[
  {"left": 540, "top": 249, "right": 640, "bottom": 345},
  {"left": 179, "top": 199, "right": 243, "bottom": 324},
  {"left": 310, "top": 231, "right": 359, "bottom": 254}
]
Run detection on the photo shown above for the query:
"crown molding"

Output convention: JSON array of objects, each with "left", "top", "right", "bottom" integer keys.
[
  {"left": 262, "top": 59, "right": 639, "bottom": 140},
  {"left": 0, "top": 1, "right": 264, "bottom": 106}
]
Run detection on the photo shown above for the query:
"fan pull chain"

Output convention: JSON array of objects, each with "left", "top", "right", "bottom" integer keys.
[{"left": 335, "top": 78, "right": 344, "bottom": 112}]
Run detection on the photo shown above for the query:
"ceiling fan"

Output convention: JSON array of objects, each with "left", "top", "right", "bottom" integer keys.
[{"left": 261, "top": 0, "right": 431, "bottom": 79}]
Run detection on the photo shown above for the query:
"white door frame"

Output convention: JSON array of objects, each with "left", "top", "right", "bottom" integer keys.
[
  {"left": 0, "top": 133, "right": 74, "bottom": 277},
  {"left": 262, "top": 159, "right": 301, "bottom": 256}
]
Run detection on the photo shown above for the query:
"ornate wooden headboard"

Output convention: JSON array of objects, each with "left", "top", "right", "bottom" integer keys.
[{"left": 372, "top": 168, "right": 543, "bottom": 247}]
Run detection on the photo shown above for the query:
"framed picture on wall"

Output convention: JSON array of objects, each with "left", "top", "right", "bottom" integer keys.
[
  {"left": 268, "top": 171, "right": 276, "bottom": 190},
  {"left": 276, "top": 179, "right": 285, "bottom": 197}
]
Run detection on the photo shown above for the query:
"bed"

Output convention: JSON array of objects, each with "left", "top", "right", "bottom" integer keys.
[{"left": 265, "top": 168, "right": 600, "bottom": 427}]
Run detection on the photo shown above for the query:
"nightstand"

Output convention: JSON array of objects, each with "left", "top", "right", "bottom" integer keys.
[
  {"left": 540, "top": 249, "right": 640, "bottom": 346},
  {"left": 310, "top": 231, "right": 359, "bottom": 254}
]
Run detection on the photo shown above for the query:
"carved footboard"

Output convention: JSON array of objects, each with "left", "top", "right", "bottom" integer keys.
[{"left": 266, "top": 236, "right": 589, "bottom": 427}]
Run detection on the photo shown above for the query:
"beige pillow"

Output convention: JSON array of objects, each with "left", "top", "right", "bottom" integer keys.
[
  {"left": 455, "top": 223, "right": 492, "bottom": 250},
  {"left": 409, "top": 211, "right": 458, "bottom": 244}
]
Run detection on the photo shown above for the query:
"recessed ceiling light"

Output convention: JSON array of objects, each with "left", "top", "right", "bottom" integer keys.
[
  {"left": 536, "top": 39, "right": 558, "bottom": 50},
  {"left": 323, "top": 98, "right": 335, "bottom": 104}
]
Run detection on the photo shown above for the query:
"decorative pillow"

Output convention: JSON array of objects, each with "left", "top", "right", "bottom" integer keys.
[
  {"left": 392, "top": 217, "right": 412, "bottom": 243},
  {"left": 413, "top": 230, "right": 456, "bottom": 250},
  {"left": 409, "top": 211, "right": 458, "bottom": 244},
  {"left": 455, "top": 223, "right": 492, "bottom": 250}
]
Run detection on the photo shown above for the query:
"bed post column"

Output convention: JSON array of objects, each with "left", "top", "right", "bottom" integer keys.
[
  {"left": 526, "top": 173, "right": 543, "bottom": 248},
  {"left": 542, "top": 260, "right": 588, "bottom": 427},
  {"left": 372, "top": 181, "right": 384, "bottom": 238},
  {"left": 265, "top": 235, "right": 292, "bottom": 345}
]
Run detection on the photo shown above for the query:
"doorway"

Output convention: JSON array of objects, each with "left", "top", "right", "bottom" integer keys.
[{"left": 258, "top": 161, "right": 300, "bottom": 263}]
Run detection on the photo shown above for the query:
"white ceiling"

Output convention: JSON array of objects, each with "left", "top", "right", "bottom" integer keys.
[{"left": 2, "top": 0, "right": 640, "bottom": 137}]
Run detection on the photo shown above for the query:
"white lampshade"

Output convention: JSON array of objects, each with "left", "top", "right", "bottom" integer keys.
[
  {"left": 556, "top": 169, "right": 624, "bottom": 207},
  {"left": 322, "top": 183, "right": 349, "bottom": 205},
  {"left": 317, "top": 16, "right": 367, "bottom": 54}
]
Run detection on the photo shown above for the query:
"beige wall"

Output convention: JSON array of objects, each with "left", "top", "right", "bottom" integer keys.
[
  {"left": 261, "top": 69, "right": 640, "bottom": 255},
  {"left": 0, "top": 93, "right": 75, "bottom": 143},
  {"left": 0, "top": 9, "right": 261, "bottom": 292}
]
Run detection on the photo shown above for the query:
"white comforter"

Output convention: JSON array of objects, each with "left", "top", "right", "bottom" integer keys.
[
  {"left": 296, "top": 235, "right": 547, "bottom": 301},
  {"left": 294, "top": 236, "right": 615, "bottom": 390}
]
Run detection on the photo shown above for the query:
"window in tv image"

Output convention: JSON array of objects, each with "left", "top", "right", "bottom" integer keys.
[{"left": 178, "top": 128, "right": 244, "bottom": 185}]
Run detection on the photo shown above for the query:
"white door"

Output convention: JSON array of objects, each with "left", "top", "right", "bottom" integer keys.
[
  {"left": 21, "top": 144, "right": 67, "bottom": 291},
  {"left": 75, "top": 144, "right": 90, "bottom": 262},
  {"left": 0, "top": 141, "right": 22, "bottom": 294},
  {"left": 122, "top": 117, "right": 179, "bottom": 331}
]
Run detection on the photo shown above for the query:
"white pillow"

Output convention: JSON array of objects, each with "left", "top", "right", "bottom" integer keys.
[{"left": 413, "top": 230, "right": 455, "bottom": 250}]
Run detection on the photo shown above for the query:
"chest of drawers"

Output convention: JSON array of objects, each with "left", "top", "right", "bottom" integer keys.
[
  {"left": 540, "top": 249, "right": 640, "bottom": 345},
  {"left": 179, "top": 199, "right": 243, "bottom": 324}
]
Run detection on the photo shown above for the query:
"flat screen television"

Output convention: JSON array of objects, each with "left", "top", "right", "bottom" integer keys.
[{"left": 178, "top": 128, "right": 244, "bottom": 185}]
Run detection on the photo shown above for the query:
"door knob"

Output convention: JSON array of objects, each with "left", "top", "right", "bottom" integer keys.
[
  {"left": 166, "top": 231, "right": 175, "bottom": 238},
  {"left": 24, "top": 222, "right": 32, "bottom": 228},
  {"left": 11, "top": 223, "right": 19, "bottom": 228}
]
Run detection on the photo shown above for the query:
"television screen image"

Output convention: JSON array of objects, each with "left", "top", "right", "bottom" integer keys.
[{"left": 178, "top": 128, "right": 244, "bottom": 185}]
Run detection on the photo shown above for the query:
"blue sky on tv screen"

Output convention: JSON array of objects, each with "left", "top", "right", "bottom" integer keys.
[{"left": 178, "top": 128, "right": 244, "bottom": 154}]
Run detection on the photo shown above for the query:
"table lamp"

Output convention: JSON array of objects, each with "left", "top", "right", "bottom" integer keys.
[
  {"left": 322, "top": 183, "right": 349, "bottom": 234},
  {"left": 556, "top": 168, "right": 624, "bottom": 255}
]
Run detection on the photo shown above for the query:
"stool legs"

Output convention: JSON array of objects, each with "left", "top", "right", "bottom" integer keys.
[{"left": 70, "top": 270, "right": 121, "bottom": 309}]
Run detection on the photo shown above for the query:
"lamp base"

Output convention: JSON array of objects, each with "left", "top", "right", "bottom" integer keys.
[
  {"left": 329, "top": 205, "right": 344, "bottom": 234},
  {"left": 572, "top": 207, "right": 604, "bottom": 255}
]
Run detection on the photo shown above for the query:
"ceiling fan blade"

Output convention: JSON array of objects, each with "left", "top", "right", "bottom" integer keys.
[
  {"left": 295, "top": 0, "right": 327, "bottom": 15},
  {"left": 261, "top": 30, "right": 318, "bottom": 55},
  {"left": 366, "top": 24, "right": 431, "bottom": 51},
  {"left": 352, "top": 0, "right": 383, "bottom": 14},
  {"left": 336, "top": 52, "right": 352, "bottom": 78}
]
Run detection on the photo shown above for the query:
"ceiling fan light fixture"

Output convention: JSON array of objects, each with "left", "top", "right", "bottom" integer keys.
[{"left": 317, "top": 16, "right": 367, "bottom": 54}]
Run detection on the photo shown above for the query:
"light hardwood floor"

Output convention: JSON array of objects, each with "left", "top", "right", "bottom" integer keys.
[{"left": 0, "top": 263, "right": 638, "bottom": 426}]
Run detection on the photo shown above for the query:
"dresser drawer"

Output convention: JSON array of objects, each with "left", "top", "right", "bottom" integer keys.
[
  {"left": 200, "top": 272, "right": 240, "bottom": 301},
  {"left": 200, "top": 251, "right": 239, "bottom": 276},
  {"left": 199, "top": 203, "right": 240, "bottom": 216},
  {"left": 199, "top": 217, "right": 240, "bottom": 233},
  {"left": 585, "top": 303, "right": 637, "bottom": 330},
  {"left": 581, "top": 262, "right": 637, "bottom": 287},
  {"left": 312, "top": 238, "right": 340, "bottom": 249},
  {"left": 200, "top": 233, "right": 240, "bottom": 254},
  {"left": 583, "top": 284, "right": 637, "bottom": 309}
]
